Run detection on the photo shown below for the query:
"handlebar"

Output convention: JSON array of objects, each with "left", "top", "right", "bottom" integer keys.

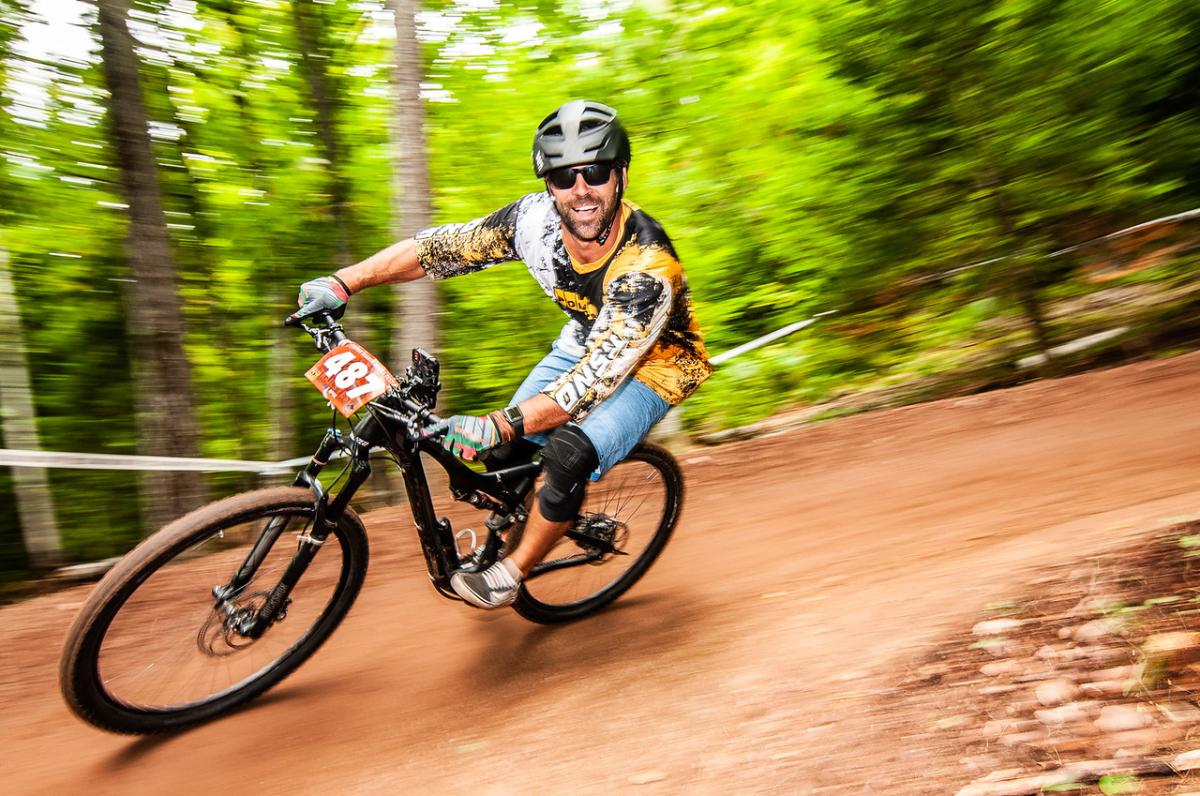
[
  {"left": 400, "top": 395, "right": 446, "bottom": 438},
  {"left": 284, "top": 310, "right": 349, "bottom": 353},
  {"left": 285, "top": 308, "right": 446, "bottom": 440}
]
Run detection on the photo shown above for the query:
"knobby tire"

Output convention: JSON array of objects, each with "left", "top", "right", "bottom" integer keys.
[
  {"left": 59, "top": 487, "right": 368, "bottom": 735},
  {"left": 513, "top": 442, "right": 682, "bottom": 624}
]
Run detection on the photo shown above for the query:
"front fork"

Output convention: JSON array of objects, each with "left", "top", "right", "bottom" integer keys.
[{"left": 216, "top": 422, "right": 375, "bottom": 639}]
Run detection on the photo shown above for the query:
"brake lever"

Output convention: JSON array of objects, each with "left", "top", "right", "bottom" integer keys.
[
  {"left": 283, "top": 309, "right": 337, "bottom": 330},
  {"left": 419, "top": 418, "right": 449, "bottom": 441},
  {"left": 283, "top": 310, "right": 344, "bottom": 352}
]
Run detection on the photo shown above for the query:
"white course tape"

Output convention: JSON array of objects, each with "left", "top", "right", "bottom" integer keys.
[
  {"left": 710, "top": 312, "right": 836, "bottom": 366},
  {"left": 0, "top": 448, "right": 293, "bottom": 475},
  {"left": 3, "top": 207, "right": 1195, "bottom": 475},
  {"left": 909, "top": 206, "right": 1200, "bottom": 287}
]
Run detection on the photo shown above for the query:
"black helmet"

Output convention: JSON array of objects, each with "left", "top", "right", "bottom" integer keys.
[{"left": 532, "top": 100, "right": 631, "bottom": 177}]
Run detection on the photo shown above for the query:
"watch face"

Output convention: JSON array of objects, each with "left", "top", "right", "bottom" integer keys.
[{"left": 503, "top": 406, "right": 524, "bottom": 434}]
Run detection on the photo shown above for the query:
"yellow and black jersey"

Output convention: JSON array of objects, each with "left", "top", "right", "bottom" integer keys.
[{"left": 414, "top": 192, "right": 713, "bottom": 418}]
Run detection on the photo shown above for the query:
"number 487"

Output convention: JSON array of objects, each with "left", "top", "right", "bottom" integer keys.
[{"left": 324, "top": 351, "right": 384, "bottom": 399}]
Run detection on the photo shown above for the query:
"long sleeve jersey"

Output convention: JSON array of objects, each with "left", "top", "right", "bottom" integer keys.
[{"left": 413, "top": 192, "right": 713, "bottom": 419}]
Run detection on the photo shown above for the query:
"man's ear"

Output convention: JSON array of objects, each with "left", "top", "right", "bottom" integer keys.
[{"left": 620, "top": 165, "right": 630, "bottom": 192}]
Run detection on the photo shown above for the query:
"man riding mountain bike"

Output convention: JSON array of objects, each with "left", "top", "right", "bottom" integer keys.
[{"left": 292, "top": 99, "right": 712, "bottom": 609}]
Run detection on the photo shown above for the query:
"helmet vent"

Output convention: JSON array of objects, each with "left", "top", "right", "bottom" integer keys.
[{"left": 532, "top": 100, "right": 629, "bottom": 177}]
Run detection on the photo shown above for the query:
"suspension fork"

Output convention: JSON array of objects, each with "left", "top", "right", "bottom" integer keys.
[
  {"left": 214, "top": 428, "right": 345, "bottom": 604},
  {"left": 232, "top": 425, "right": 377, "bottom": 639}
]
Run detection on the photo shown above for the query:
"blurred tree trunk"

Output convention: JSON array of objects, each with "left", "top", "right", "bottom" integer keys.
[
  {"left": 266, "top": 327, "right": 296, "bottom": 463},
  {"left": 960, "top": 70, "right": 1055, "bottom": 366},
  {"left": 97, "top": 0, "right": 205, "bottom": 532},
  {"left": 1008, "top": 252, "right": 1054, "bottom": 363},
  {"left": 291, "top": 0, "right": 353, "bottom": 270},
  {"left": 217, "top": 3, "right": 297, "bottom": 459},
  {"left": 387, "top": 0, "right": 438, "bottom": 371},
  {"left": 0, "top": 246, "right": 63, "bottom": 569},
  {"left": 290, "top": 0, "right": 389, "bottom": 360},
  {"left": 985, "top": 171, "right": 1054, "bottom": 363}
]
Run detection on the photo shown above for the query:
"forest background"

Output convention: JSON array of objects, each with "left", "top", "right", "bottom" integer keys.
[{"left": 1, "top": 0, "right": 1198, "bottom": 580}]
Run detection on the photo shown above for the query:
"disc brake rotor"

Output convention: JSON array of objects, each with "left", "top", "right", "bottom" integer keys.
[{"left": 196, "top": 591, "right": 272, "bottom": 656}]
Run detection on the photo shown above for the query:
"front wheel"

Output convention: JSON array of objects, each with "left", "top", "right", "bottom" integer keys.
[
  {"left": 513, "top": 442, "right": 683, "bottom": 624},
  {"left": 59, "top": 487, "right": 368, "bottom": 734}
]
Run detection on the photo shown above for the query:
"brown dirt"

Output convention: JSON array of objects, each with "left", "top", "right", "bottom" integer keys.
[
  {"left": 5, "top": 351, "right": 1200, "bottom": 795},
  {"left": 881, "top": 521, "right": 1200, "bottom": 795}
]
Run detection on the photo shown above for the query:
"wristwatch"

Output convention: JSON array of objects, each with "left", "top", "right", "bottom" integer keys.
[{"left": 501, "top": 404, "right": 525, "bottom": 439}]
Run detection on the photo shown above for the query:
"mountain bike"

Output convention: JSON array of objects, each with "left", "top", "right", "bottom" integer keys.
[{"left": 59, "top": 311, "right": 683, "bottom": 734}]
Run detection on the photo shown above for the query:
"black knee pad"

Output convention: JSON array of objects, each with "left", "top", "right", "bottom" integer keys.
[{"left": 538, "top": 424, "right": 599, "bottom": 522}]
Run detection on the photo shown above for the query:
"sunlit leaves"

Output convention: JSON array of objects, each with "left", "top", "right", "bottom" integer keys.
[{"left": 1, "top": 0, "right": 1199, "bottom": 567}]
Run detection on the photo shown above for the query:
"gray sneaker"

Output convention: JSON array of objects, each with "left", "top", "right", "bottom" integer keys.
[{"left": 450, "top": 558, "right": 522, "bottom": 609}]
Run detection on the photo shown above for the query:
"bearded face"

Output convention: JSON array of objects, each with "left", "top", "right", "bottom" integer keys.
[{"left": 547, "top": 166, "right": 623, "bottom": 243}]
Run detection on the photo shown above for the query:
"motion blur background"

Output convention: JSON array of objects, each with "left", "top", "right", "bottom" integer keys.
[{"left": 1, "top": 0, "right": 1198, "bottom": 582}]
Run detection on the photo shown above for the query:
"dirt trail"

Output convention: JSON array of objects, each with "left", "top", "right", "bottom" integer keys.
[{"left": 5, "top": 352, "right": 1200, "bottom": 795}]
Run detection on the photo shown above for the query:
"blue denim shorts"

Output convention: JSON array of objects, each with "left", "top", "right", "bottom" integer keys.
[{"left": 511, "top": 344, "right": 671, "bottom": 480}]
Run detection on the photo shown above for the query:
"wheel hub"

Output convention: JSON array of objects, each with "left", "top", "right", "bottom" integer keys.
[
  {"left": 197, "top": 591, "right": 276, "bottom": 656},
  {"left": 574, "top": 513, "right": 628, "bottom": 563}
]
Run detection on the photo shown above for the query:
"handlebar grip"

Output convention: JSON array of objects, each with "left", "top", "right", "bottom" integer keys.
[
  {"left": 399, "top": 397, "right": 444, "bottom": 437},
  {"left": 284, "top": 309, "right": 338, "bottom": 328}
]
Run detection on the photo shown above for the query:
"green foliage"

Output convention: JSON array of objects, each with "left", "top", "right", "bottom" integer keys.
[
  {"left": 1, "top": 0, "right": 1199, "bottom": 575},
  {"left": 1098, "top": 773, "right": 1142, "bottom": 795}
]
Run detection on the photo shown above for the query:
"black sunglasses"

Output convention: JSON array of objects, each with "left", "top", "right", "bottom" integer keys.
[{"left": 546, "top": 162, "right": 616, "bottom": 190}]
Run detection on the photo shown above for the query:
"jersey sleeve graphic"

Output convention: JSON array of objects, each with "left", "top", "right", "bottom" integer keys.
[
  {"left": 543, "top": 249, "right": 676, "bottom": 418},
  {"left": 413, "top": 199, "right": 524, "bottom": 279}
]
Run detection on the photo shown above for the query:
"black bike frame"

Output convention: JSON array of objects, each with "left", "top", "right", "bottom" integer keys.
[{"left": 223, "top": 315, "right": 550, "bottom": 634}]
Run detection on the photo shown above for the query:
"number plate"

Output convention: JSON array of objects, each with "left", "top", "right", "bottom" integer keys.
[{"left": 305, "top": 342, "right": 399, "bottom": 417}]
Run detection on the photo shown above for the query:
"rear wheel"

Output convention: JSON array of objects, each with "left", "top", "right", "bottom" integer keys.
[
  {"left": 513, "top": 442, "right": 682, "bottom": 624},
  {"left": 59, "top": 487, "right": 368, "bottom": 734}
]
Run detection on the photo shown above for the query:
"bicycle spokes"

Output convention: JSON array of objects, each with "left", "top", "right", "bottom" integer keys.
[
  {"left": 522, "top": 456, "right": 666, "bottom": 598},
  {"left": 95, "top": 508, "right": 346, "bottom": 711}
]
